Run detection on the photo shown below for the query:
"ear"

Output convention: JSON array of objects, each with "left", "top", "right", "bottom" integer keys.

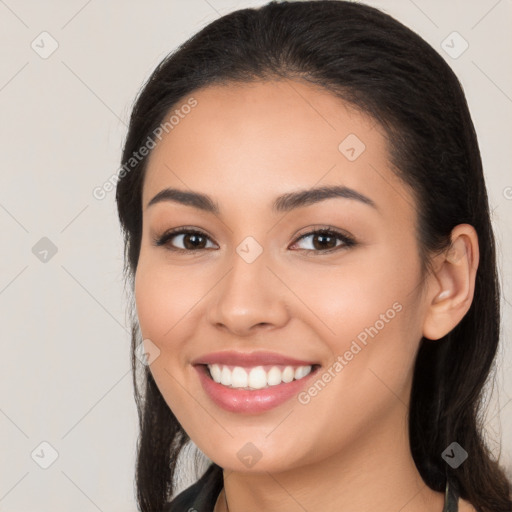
[{"left": 422, "top": 224, "right": 480, "bottom": 341}]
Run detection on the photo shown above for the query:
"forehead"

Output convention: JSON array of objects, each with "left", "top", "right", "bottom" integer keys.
[{"left": 142, "top": 79, "right": 415, "bottom": 218}]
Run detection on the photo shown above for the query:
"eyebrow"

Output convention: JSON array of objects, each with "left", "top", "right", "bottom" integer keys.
[{"left": 146, "top": 185, "right": 377, "bottom": 214}]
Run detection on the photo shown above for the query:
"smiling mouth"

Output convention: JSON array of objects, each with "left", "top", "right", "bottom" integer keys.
[{"left": 202, "top": 363, "right": 322, "bottom": 391}]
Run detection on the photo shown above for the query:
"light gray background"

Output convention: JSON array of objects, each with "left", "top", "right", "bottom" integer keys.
[{"left": 0, "top": 0, "right": 510, "bottom": 510}]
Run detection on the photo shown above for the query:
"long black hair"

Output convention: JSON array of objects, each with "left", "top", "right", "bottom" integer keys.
[{"left": 115, "top": 2, "right": 512, "bottom": 511}]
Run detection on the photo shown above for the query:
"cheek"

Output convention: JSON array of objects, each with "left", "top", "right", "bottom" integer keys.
[
  {"left": 286, "top": 256, "right": 423, "bottom": 450},
  {"left": 292, "top": 247, "right": 424, "bottom": 391},
  {"left": 291, "top": 251, "right": 418, "bottom": 339},
  {"left": 133, "top": 256, "right": 221, "bottom": 411},
  {"left": 133, "top": 260, "right": 206, "bottom": 417},
  {"left": 134, "top": 258, "right": 209, "bottom": 343}
]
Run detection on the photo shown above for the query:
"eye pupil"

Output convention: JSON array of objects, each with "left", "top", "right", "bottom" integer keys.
[
  {"left": 184, "top": 233, "right": 206, "bottom": 250},
  {"left": 313, "top": 233, "right": 336, "bottom": 250}
]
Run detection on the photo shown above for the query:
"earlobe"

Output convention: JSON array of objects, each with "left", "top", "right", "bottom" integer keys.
[{"left": 422, "top": 224, "right": 479, "bottom": 341}]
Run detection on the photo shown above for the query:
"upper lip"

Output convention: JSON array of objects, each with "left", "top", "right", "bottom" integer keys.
[{"left": 191, "top": 351, "right": 319, "bottom": 367}]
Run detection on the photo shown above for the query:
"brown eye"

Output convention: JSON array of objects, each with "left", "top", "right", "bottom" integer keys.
[
  {"left": 180, "top": 232, "right": 208, "bottom": 250},
  {"left": 311, "top": 232, "right": 338, "bottom": 250},
  {"left": 291, "top": 228, "right": 356, "bottom": 254},
  {"left": 154, "top": 228, "right": 217, "bottom": 252}
]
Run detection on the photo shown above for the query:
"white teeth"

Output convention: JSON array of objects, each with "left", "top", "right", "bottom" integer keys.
[
  {"left": 220, "top": 366, "right": 231, "bottom": 386},
  {"left": 282, "top": 366, "right": 295, "bottom": 383},
  {"left": 295, "top": 366, "right": 310, "bottom": 380},
  {"left": 207, "top": 364, "right": 313, "bottom": 389},
  {"left": 248, "top": 366, "right": 267, "bottom": 389},
  {"left": 231, "top": 366, "right": 248, "bottom": 388},
  {"left": 209, "top": 364, "right": 222, "bottom": 383},
  {"left": 267, "top": 366, "right": 282, "bottom": 386}
]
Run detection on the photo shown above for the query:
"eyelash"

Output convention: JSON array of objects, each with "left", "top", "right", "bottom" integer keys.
[{"left": 152, "top": 225, "right": 356, "bottom": 255}]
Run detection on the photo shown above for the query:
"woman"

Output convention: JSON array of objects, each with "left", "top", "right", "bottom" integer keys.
[{"left": 115, "top": 1, "right": 512, "bottom": 511}]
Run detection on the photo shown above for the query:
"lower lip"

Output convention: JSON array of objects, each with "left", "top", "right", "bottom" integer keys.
[{"left": 194, "top": 364, "right": 320, "bottom": 414}]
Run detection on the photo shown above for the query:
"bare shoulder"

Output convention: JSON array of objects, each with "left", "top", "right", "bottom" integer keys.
[{"left": 458, "top": 497, "right": 478, "bottom": 512}]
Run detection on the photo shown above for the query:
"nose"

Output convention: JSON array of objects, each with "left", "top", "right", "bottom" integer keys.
[{"left": 206, "top": 248, "right": 291, "bottom": 337}]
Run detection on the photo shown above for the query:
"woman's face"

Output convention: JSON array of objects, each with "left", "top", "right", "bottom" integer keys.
[{"left": 134, "top": 79, "right": 435, "bottom": 472}]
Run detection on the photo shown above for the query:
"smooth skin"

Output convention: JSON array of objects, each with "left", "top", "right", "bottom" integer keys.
[{"left": 134, "top": 79, "right": 478, "bottom": 512}]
